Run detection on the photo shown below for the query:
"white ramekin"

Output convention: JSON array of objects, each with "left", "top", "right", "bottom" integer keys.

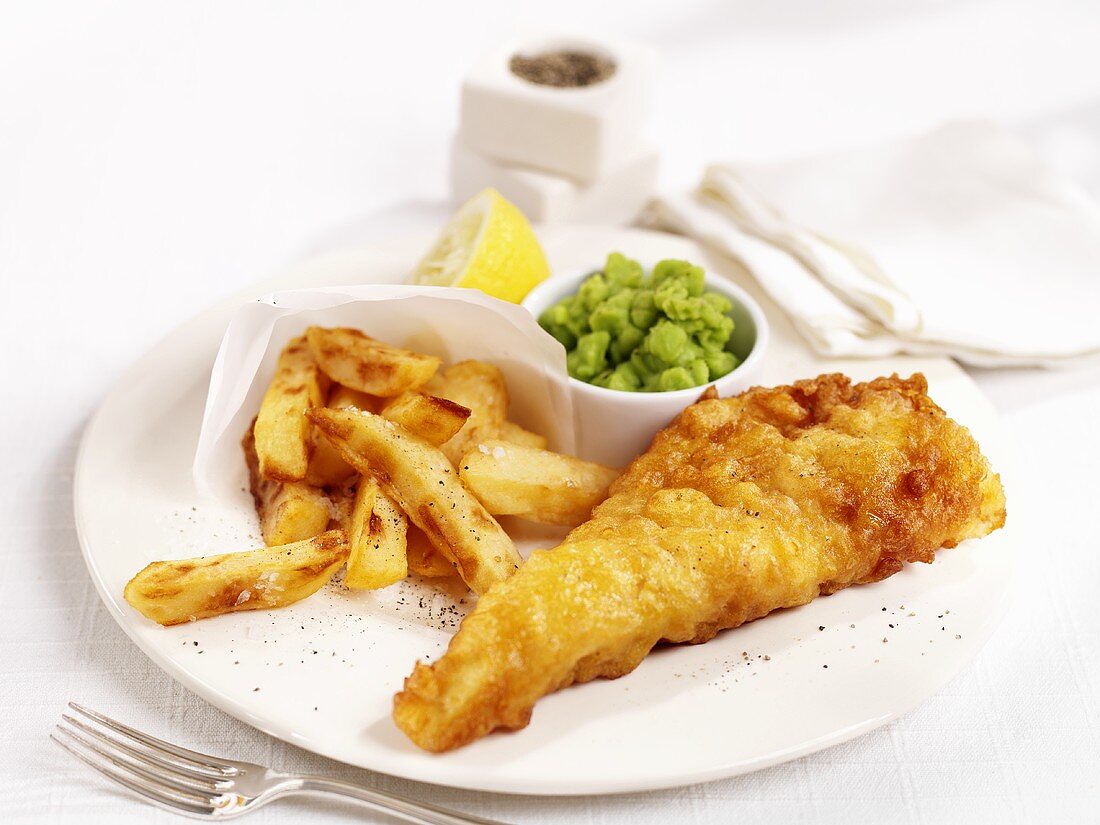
[{"left": 521, "top": 265, "right": 769, "bottom": 467}]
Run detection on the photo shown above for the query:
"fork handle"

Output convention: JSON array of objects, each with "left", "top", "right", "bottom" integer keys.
[{"left": 286, "top": 777, "right": 511, "bottom": 824}]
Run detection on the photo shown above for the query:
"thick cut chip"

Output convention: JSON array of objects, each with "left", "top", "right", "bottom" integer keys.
[
  {"left": 459, "top": 440, "right": 619, "bottom": 527},
  {"left": 496, "top": 420, "right": 549, "bottom": 450},
  {"left": 308, "top": 407, "right": 521, "bottom": 595},
  {"left": 344, "top": 477, "right": 408, "bottom": 589},
  {"left": 432, "top": 361, "right": 508, "bottom": 464},
  {"left": 305, "top": 385, "right": 376, "bottom": 487},
  {"left": 254, "top": 336, "right": 329, "bottom": 482},
  {"left": 124, "top": 530, "right": 349, "bottom": 626},
  {"left": 328, "top": 384, "right": 376, "bottom": 411},
  {"left": 244, "top": 427, "right": 331, "bottom": 545},
  {"left": 407, "top": 525, "right": 459, "bottom": 578},
  {"left": 327, "top": 478, "right": 357, "bottom": 530},
  {"left": 306, "top": 327, "right": 440, "bottom": 397},
  {"left": 433, "top": 361, "right": 508, "bottom": 423},
  {"left": 381, "top": 392, "right": 471, "bottom": 448}
]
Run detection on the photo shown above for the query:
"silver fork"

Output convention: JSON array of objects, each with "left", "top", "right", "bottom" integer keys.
[{"left": 52, "top": 702, "right": 510, "bottom": 824}]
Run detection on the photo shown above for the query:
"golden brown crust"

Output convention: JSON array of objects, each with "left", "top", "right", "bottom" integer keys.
[
  {"left": 379, "top": 392, "right": 472, "bottom": 447},
  {"left": 305, "top": 327, "right": 440, "bottom": 397},
  {"left": 253, "top": 337, "right": 329, "bottom": 482},
  {"left": 392, "top": 373, "right": 1006, "bottom": 751},
  {"left": 123, "top": 530, "right": 349, "bottom": 626},
  {"left": 308, "top": 407, "right": 522, "bottom": 595},
  {"left": 243, "top": 422, "right": 332, "bottom": 545}
]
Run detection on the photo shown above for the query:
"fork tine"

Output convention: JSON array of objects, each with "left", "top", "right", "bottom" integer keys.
[
  {"left": 61, "top": 714, "right": 229, "bottom": 786},
  {"left": 59, "top": 718, "right": 228, "bottom": 795},
  {"left": 67, "top": 702, "right": 236, "bottom": 775},
  {"left": 52, "top": 730, "right": 220, "bottom": 816}
]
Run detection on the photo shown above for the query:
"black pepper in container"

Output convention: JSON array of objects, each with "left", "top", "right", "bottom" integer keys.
[{"left": 509, "top": 50, "right": 615, "bottom": 88}]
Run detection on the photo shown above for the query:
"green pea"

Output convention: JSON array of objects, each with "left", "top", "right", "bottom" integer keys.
[
  {"left": 537, "top": 304, "right": 576, "bottom": 350},
  {"left": 567, "top": 330, "right": 611, "bottom": 380},
  {"left": 577, "top": 274, "right": 610, "bottom": 312},
  {"left": 652, "top": 259, "right": 705, "bottom": 296},
  {"left": 606, "top": 361, "right": 642, "bottom": 391},
  {"left": 703, "top": 291, "right": 732, "bottom": 315},
  {"left": 670, "top": 340, "right": 703, "bottom": 368},
  {"left": 687, "top": 358, "right": 710, "bottom": 386},
  {"left": 642, "top": 320, "right": 689, "bottom": 365},
  {"left": 609, "top": 323, "right": 645, "bottom": 364},
  {"left": 630, "top": 290, "right": 659, "bottom": 329},
  {"left": 661, "top": 294, "right": 706, "bottom": 322},
  {"left": 682, "top": 265, "right": 705, "bottom": 297},
  {"left": 651, "top": 259, "right": 687, "bottom": 284},
  {"left": 590, "top": 369, "right": 614, "bottom": 388},
  {"left": 704, "top": 349, "right": 738, "bottom": 379},
  {"left": 588, "top": 289, "right": 635, "bottom": 335},
  {"left": 604, "top": 252, "right": 643, "bottom": 287},
  {"left": 653, "top": 279, "right": 687, "bottom": 315},
  {"left": 694, "top": 315, "right": 734, "bottom": 350},
  {"left": 630, "top": 348, "right": 664, "bottom": 381},
  {"left": 656, "top": 366, "right": 694, "bottom": 391}
]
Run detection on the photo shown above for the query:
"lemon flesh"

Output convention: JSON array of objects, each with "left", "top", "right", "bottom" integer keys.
[{"left": 413, "top": 188, "right": 550, "bottom": 303}]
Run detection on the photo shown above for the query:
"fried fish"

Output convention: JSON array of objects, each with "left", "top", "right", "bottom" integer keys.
[{"left": 393, "top": 374, "right": 1006, "bottom": 751}]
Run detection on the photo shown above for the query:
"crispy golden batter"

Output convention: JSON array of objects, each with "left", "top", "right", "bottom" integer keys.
[{"left": 392, "top": 373, "right": 1006, "bottom": 751}]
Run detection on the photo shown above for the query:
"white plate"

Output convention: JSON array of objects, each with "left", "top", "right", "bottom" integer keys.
[{"left": 74, "top": 226, "right": 1015, "bottom": 795}]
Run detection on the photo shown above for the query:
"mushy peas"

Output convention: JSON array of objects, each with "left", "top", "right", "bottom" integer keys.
[{"left": 538, "top": 253, "right": 739, "bottom": 392}]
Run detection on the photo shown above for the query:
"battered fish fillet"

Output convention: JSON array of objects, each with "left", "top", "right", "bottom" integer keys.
[{"left": 393, "top": 373, "right": 1006, "bottom": 751}]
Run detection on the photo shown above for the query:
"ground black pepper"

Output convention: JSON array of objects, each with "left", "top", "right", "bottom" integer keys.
[{"left": 509, "top": 50, "right": 615, "bottom": 88}]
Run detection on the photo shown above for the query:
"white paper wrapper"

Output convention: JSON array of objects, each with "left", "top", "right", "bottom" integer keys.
[{"left": 193, "top": 285, "right": 574, "bottom": 501}]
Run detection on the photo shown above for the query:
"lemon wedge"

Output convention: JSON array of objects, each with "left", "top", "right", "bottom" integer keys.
[{"left": 413, "top": 188, "right": 550, "bottom": 303}]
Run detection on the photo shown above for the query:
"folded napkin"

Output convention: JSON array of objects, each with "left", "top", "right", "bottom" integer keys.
[{"left": 649, "top": 120, "right": 1100, "bottom": 367}]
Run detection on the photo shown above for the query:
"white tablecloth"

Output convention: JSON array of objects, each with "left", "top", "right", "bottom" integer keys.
[{"left": 3, "top": 2, "right": 1099, "bottom": 822}]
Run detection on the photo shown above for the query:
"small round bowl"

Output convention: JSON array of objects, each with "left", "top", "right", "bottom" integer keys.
[{"left": 522, "top": 265, "right": 769, "bottom": 467}]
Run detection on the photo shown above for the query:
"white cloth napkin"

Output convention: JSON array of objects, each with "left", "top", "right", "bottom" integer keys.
[{"left": 650, "top": 121, "right": 1100, "bottom": 367}]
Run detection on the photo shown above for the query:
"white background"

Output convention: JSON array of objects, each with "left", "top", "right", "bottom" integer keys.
[{"left": 2, "top": 1, "right": 1099, "bottom": 822}]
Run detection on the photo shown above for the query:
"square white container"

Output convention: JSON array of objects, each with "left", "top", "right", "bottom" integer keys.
[
  {"left": 459, "top": 35, "right": 655, "bottom": 184},
  {"left": 450, "top": 137, "right": 659, "bottom": 225}
]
